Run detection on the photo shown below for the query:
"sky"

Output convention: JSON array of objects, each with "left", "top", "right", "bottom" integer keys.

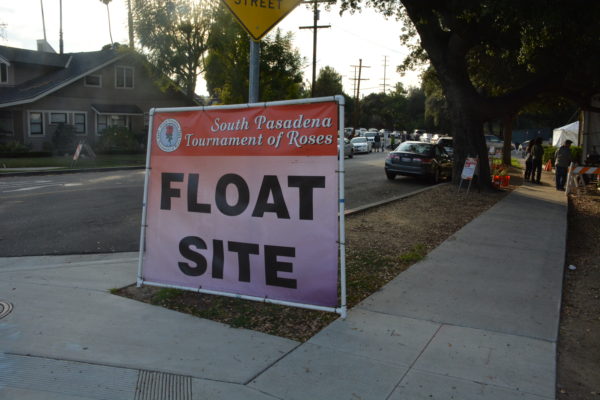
[{"left": 0, "top": 0, "right": 421, "bottom": 97}]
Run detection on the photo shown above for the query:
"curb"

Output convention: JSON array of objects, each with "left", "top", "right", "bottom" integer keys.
[
  {"left": 0, "top": 166, "right": 145, "bottom": 178},
  {"left": 345, "top": 182, "right": 448, "bottom": 216}
]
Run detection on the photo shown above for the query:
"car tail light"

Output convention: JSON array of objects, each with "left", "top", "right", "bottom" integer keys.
[{"left": 387, "top": 154, "right": 399, "bottom": 161}]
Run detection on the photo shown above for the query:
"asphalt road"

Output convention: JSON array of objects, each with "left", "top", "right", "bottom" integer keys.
[{"left": 0, "top": 152, "right": 431, "bottom": 256}]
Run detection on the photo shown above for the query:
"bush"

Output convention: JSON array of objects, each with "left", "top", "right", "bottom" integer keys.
[
  {"left": 0, "top": 141, "right": 30, "bottom": 155},
  {"left": 543, "top": 146, "right": 555, "bottom": 164},
  {"left": 95, "top": 126, "right": 143, "bottom": 154},
  {"left": 543, "top": 145, "right": 583, "bottom": 165},
  {"left": 52, "top": 124, "right": 77, "bottom": 155}
]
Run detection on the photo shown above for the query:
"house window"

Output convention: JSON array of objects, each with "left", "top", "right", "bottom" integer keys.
[
  {"left": 74, "top": 112, "right": 86, "bottom": 134},
  {"left": 0, "top": 110, "right": 13, "bottom": 135},
  {"left": 97, "top": 114, "right": 129, "bottom": 134},
  {"left": 0, "top": 63, "right": 7, "bottom": 83},
  {"left": 115, "top": 66, "right": 134, "bottom": 89},
  {"left": 50, "top": 112, "right": 68, "bottom": 124},
  {"left": 29, "top": 112, "right": 44, "bottom": 136},
  {"left": 84, "top": 74, "right": 101, "bottom": 87},
  {"left": 97, "top": 115, "right": 108, "bottom": 133}
]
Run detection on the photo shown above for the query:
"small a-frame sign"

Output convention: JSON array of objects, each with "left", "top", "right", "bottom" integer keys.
[{"left": 221, "top": 0, "right": 302, "bottom": 41}]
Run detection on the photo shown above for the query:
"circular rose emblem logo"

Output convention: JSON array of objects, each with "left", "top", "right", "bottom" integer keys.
[{"left": 156, "top": 119, "right": 182, "bottom": 152}]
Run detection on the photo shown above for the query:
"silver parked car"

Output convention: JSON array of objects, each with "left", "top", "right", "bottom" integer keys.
[{"left": 350, "top": 136, "right": 373, "bottom": 153}]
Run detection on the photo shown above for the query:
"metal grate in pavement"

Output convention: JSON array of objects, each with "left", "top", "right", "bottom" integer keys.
[
  {"left": 0, "top": 302, "right": 13, "bottom": 319},
  {"left": 134, "top": 370, "right": 192, "bottom": 400}
]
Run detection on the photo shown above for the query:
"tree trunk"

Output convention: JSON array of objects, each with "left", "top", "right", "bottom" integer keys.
[
  {"left": 447, "top": 89, "right": 492, "bottom": 189},
  {"left": 127, "top": 0, "right": 134, "bottom": 49},
  {"left": 106, "top": 4, "right": 113, "bottom": 45},
  {"left": 502, "top": 114, "right": 514, "bottom": 166}
]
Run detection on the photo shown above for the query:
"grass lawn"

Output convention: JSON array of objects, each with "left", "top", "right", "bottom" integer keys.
[{"left": 0, "top": 154, "right": 146, "bottom": 170}]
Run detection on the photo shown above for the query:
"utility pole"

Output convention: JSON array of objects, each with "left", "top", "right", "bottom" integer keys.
[
  {"left": 351, "top": 65, "right": 358, "bottom": 100},
  {"left": 381, "top": 55, "right": 389, "bottom": 94},
  {"left": 349, "top": 59, "right": 370, "bottom": 130},
  {"left": 59, "top": 0, "right": 63, "bottom": 54},
  {"left": 300, "top": 0, "right": 332, "bottom": 97},
  {"left": 40, "top": 0, "right": 47, "bottom": 42}
]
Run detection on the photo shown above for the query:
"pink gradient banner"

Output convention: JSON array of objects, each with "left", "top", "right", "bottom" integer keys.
[{"left": 141, "top": 102, "right": 340, "bottom": 307}]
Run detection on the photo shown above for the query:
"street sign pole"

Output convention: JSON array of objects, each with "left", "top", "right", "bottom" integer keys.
[
  {"left": 221, "top": 0, "right": 302, "bottom": 103},
  {"left": 249, "top": 39, "right": 260, "bottom": 103}
]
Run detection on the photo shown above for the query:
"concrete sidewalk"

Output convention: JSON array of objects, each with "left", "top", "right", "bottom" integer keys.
[{"left": 0, "top": 182, "right": 567, "bottom": 399}]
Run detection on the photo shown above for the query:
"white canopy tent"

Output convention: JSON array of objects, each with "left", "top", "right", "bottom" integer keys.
[{"left": 552, "top": 121, "right": 579, "bottom": 146}]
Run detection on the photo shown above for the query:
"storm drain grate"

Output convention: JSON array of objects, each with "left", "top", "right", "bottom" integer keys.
[
  {"left": 134, "top": 370, "right": 192, "bottom": 400},
  {"left": 0, "top": 301, "right": 13, "bottom": 319}
]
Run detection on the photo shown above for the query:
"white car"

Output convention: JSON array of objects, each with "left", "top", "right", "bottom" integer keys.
[
  {"left": 350, "top": 137, "right": 372, "bottom": 153},
  {"left": 420, "top": 133, "right": 433, "bottom": 143}
]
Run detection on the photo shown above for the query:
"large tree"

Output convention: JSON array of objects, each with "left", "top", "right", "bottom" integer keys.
[
  {"left": 313, "top": 66, "right": 344, "bottom": 97},
  {"left": 204, "top": 5, "right": 305, "bottom": 104},
  {"left": 133, "top": 0, "right": 216, "bottom": 98},
  {"left": 340, "top": 0, "right": 600, "bottom": 186}
]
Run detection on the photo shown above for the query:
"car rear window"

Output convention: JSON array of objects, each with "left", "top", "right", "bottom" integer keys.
[{"left": 396, "top": 142, "right": 433, "bottom": 155}]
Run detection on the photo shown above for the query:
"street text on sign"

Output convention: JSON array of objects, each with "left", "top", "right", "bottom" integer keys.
[{"left": 221, "top": 0, "right": 302, "bottom": 41}]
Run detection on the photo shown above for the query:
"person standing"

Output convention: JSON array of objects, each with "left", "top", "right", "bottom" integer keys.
[
  {"left": 374, "top": 132, "right": 381, "bottom": 152},
  {"left": 555, "top": 139, "right": 573, "bottom": 191},
  {"left": 530, "top": 137, "right": 544, "bottom": 184}
]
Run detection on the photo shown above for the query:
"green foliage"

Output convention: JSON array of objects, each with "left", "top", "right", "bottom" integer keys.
[
  {"left": 312, "top": 66, "right": 344, "bottom": 97},
  {"left": 205, "top": 5, "right": 306, "bottom": 103},
  {"left": 133, "top": 0, "right": 216, "bottom": 98},
  {"left": 543, "top": 145, "right": 583, "bottom": 165},
  {"left": 95, "top": 126, "right": 142, "bottom": 154},
  {"left": 51, "top": 124, "right": 77, "bottom": 155},
  {"left": 398, "top": 244, "right": 427, "bottom": 263},
  {"left": 571, "top": 146, "right": 584, "bottom": 164},
  {"left": 543, "top": 146, "right": 555, "bottom": 165},
  {"left": 355, "top": 88, "right": 427, "bottom": 131},
  {"left": 0, "top": 141, "right": 30, "bottom": 155},
  {"left": 421, "top": 66, "right": 451, "bottom": 132},
  {"left": 151, "top": 288, "right": 182, "bottom": 306}
]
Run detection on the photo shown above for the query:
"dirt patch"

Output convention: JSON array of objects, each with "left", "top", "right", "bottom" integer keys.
[
  {"left": 116, "top": 175, "right": 511, "bottom": 342},
  {"left": 557, "top": 184, "right": 600, "bottom": 399}
]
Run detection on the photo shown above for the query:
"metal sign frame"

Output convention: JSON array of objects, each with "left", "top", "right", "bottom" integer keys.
[{"left": 137, "top": 96, "right": 347, "bottom": 318}]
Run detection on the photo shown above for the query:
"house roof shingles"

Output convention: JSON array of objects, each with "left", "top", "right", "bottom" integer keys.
[{"left": 0, "top": 45, "right": 124, "bottom": 108}]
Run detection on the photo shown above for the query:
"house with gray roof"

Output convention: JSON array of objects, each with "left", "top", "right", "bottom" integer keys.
[{"left": 0, "top": 44, "right": 196, "bottom": 151}]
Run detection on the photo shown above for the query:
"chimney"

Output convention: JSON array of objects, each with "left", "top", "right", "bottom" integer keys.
[{"left": 37, "top": 39, "right": 56, "bottom": 53}]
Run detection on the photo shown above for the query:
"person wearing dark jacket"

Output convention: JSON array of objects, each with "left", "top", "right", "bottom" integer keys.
[
  {"left": 530, "top": 137, "right": 544, "bottom": 184},
  {"left": 374, "top": 132, "right": 382, "bottom": 152},
  {"left": 554, "top": 140, "right": 572, "bottom": 191}
]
